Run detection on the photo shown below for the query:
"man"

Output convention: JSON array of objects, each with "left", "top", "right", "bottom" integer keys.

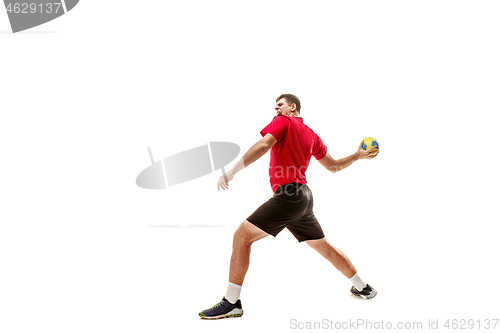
[{"left": 199, "top": 94, "right": 378, "bottom": 320}]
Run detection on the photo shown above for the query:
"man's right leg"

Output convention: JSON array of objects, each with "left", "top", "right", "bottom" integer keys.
[
  {"left": 199, "top": 220, "right": 269, "bottom": 319},
  {"left": 306, "top": 237, "right": 377, "bottom": 299},
  {"left": 305, "top": 237, "right": 357, "bottom": 278}
]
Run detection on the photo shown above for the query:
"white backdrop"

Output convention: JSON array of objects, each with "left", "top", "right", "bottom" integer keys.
[{"left": 1, "top": 1, "right": 499, "bottom": 332}]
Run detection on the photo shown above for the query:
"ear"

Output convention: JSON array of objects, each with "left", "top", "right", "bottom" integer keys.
[{"left": 291, "top": 103, "right": 296, "bottom": 112}]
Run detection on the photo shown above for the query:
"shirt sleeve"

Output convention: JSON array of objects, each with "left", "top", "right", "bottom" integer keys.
[
  {"left": 260, "top": 115, "right": 290, "bottom": 141},
  {"left": 312, "top": 132, "right": 328, "bottom": 160}
]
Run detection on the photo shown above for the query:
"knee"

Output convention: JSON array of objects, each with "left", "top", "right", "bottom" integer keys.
[
  {"left": 306, "top": 237, "right": 327, "bottom": 249},
  {"left": 233, "top": 223, "right": 256, "bottom": 248},
  {"left": 233, "top": 228, "right": 253, "bottom": 248}
]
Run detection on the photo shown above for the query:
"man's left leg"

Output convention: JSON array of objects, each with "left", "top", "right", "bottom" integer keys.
[
  {"left": 229, "top": 220, "right": 270, "bottom": 286},
  {"left": 199, "top": 220, "right": 269, "bottom": 319}
]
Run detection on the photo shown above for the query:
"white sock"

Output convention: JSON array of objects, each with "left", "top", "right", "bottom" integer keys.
[
  {"left": 225, "top": 282, "right": 242, "bottom": 304},
  {"left": 349, "top": 273, "right": 367, "bottom": 291}
]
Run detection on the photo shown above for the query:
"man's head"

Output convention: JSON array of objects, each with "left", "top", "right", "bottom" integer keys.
[{"left": 275, "top": 94, "right": 301, "bottom": 117}]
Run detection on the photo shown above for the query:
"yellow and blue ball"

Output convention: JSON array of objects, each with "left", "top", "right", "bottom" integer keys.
[{"left": 363, "top": 137, "right": 379, "bottom": 156}]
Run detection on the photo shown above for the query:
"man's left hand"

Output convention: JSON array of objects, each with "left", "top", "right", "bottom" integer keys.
[{"left": 217, "top": 170, "right": 235, "bottom": 191}]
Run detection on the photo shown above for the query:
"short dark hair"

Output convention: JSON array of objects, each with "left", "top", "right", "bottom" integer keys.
[{"left": 276, "top": 94, "right": 301, "bottom": 114}]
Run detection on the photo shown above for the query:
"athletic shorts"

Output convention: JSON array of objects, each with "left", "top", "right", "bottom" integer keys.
[{"left": 246, "top": 183, "right": 325, "bottom": 242}]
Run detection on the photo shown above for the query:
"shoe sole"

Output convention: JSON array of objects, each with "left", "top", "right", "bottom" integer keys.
[
  {"left": 199, "top": 309, "right": 244, "bottom": 320},
  {"left": 351, "top": 290, "right": 378, "bottom": 299}
]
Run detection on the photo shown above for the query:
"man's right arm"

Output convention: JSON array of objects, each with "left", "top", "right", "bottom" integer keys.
[{"left": 318, "top": 141, "right": 378, "bottom": 173}]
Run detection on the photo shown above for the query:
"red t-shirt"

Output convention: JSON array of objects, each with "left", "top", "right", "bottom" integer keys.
[{"left": 260, "top": 114, "right": 328, "bottom": 193}]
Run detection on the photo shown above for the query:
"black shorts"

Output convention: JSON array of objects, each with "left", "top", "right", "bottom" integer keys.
[{"left": 246, "top": 183, "right": 324, "bottom": 242}]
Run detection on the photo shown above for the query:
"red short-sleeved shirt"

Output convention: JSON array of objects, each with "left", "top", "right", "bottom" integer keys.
[{"left": 260, "top": 114, "right": 328, "bottom": 193}]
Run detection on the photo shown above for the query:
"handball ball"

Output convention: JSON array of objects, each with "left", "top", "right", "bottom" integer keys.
[{"left": 363, "top": 137, "right": 379, "bottom": 156}]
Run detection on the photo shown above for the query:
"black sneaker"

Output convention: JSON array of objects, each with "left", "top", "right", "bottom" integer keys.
[
  {"left": 350, "top": 284, "right": 378, "bottom": 299},
  {"left": 199, "top": 297, "right": 244, "bottom": 320}
]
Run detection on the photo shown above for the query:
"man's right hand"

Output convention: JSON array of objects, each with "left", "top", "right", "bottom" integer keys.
[{"left": 356, "top": 140, "right": 378, "bottom": 159}]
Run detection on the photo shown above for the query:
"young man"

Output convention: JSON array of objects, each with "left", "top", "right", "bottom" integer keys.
[{"left": 199, "top": 94, "right": 378, "bottom": 320}]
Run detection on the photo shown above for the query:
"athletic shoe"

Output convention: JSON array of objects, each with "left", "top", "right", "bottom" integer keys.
[
  {"left": 350, "top": 284, "right": 378, "bottom": 299},
  {"left": 199, "top": 297, "right": 244, "bottom": 320}
]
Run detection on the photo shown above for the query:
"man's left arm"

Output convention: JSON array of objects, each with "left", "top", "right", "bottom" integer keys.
[{"left": 217, "top": 133, "right": 277, "bottom": 190}]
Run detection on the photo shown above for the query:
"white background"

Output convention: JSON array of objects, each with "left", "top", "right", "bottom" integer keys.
[{"left": 1, "top": 1, "right": 499, "bottom": 332}]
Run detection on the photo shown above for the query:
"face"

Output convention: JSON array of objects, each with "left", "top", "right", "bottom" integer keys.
[{"left": 275, "top": 98, "right": 297, "bottom": 116}]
